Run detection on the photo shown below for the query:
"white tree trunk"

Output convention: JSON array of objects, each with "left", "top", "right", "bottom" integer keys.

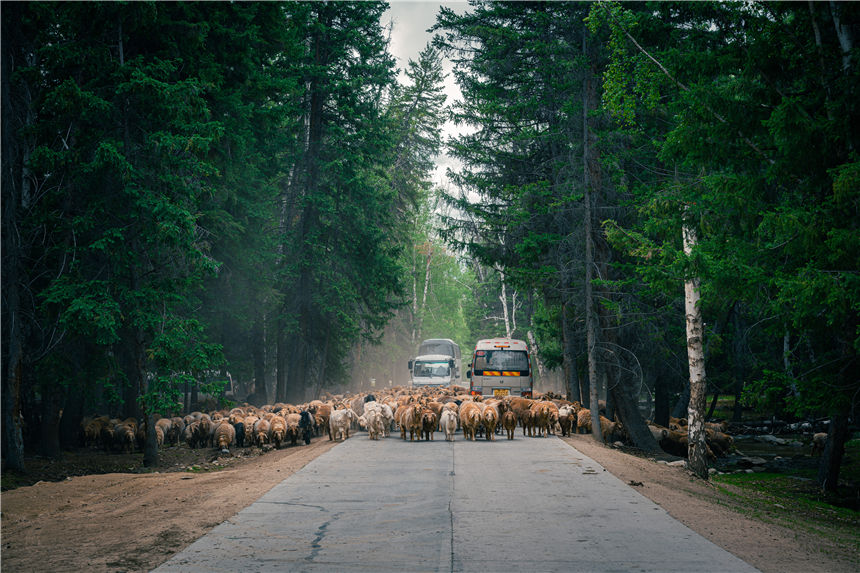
[
  {"left": 415, "top": 244, "right": 432, "bottom": 344},
  {"left": 683, "top": 211, "right": 708, "bottom": 479},
  {"left": 410, "top": 241, "right": 418, "bottom": 345},
  {"left": 527, "top": 329, "right": 546, "bottom": 380},
  {"left": 497, "top": 264, "right": 512, "bottom": 337}
]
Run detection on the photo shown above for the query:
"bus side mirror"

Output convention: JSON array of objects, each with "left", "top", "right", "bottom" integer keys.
[
  {"left": 466, "top": 371, "right": 472, "bottom": 379},
  {"left": 449, "top": 359, "right": 455, "bottom": 368},
  {"left": 408, "top": 360, "right": 413, "bottom": 370}
]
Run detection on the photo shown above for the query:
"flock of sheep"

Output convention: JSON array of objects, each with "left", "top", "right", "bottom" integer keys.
[{"left": 80, "top": 385, "right": 740, "bottom": 460}]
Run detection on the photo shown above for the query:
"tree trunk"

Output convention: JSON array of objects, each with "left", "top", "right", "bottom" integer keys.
[
  {"left": 498, "top": 265, "right": 512, "bottom": 337},
  {"left": 276, "top": 314, "right": 287, "bottom": 403},
  {"left": 60, "top": 387, "right": 85, "bottom": 449},
  {"left": 732, "top": 311, "right": 748, "bottom": 422},
  {"left": 611, "top": 374, "right": 661, "bottom": 452},
  {"left": 410, "top": 240, "right": 418, "bottom": 345},
  {"left": 2, "top": 5, "right": 28, "bottom": 471},
  {"left": 583, "top": 29, "right": 602, "bottom": 444},
  {"left": 526, "top": 329, "right": 546, "bottom": 382},
  {"left": 561, "top": 302, "right": 581, "bottom": 403},
  {"left": 136, "top": 328, "right": 158, "bottom": 467},
  {"left": 829, "top": 1, "right": 854, "bottom": 73},
  {"left": 705, "top": 386, "right": 721, "bottom": 421},
  {"left": 683, "top": 209, "right": 708, "bottom": 479},
  {"left": 39, "top": 383, "right": 65, "bottom": 459},
  {"left": 415, "top": 244, "right": 432, "bottom": 342},
  {"left": 252, "top": 299, "right": 267, "bottom": 404},
  {"left": 818, "top": 408, "right": 849, "bottom": 492},
  {"left": 654, "top": 374, "right": 669, "bottom": 427}
]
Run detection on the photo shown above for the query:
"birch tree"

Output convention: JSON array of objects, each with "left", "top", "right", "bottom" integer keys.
[{"left": 683, "top": 207, "right": 709, "bottom": 479}]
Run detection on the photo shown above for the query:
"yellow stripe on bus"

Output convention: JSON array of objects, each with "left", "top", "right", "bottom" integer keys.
[{"left": 502, "top": 371, "right": 521, "bottom": 376}]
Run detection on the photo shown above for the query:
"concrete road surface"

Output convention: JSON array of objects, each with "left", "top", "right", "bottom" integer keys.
[{"left": 154, "top": 434, "right": 759, "bottom": 573}]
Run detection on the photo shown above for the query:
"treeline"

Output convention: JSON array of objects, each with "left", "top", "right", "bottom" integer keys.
[
  {"left": 2, "top": 2, "right": 450, "bottom": 468},
  {"left": 431, "top": 1, "right": 857, "bottom": 490}
]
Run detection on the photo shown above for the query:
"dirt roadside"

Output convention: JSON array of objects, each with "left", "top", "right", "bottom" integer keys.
[
  {"left": 562, "top": 434, "right": 858, "bottom": 573},
  {"left": 1, "top": 435, "right": 856, "bottom": 573}
]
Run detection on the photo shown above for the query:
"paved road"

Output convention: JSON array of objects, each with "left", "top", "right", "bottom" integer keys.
[{"left": 155, "top": 434, "right": 759, "bottom": 573}]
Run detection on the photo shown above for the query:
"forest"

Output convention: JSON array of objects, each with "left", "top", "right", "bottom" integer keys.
[{"left": 2, "top": 2, "right": 857, "bottom": 491}]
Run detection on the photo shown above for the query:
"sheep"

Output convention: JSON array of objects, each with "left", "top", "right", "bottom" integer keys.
[
  {"left": 113, "top": 423, "right": 136, "bottom": 454},
  {"left": 576, "top": 409, "right": 593, "bottom": 434},
  {"left": 558, "top": 405, "right": 577, "bottom": 436},
  {"left": 369, "top": 402, "right": 394, "bottom": 437},
  {"left": 213, "top": 421, "right": 236, "bottom": 452},
  {"left": 501, "top": 410, "right": 517, "bottom": 440},
  {"left": 168, "top": 417, "right": 184, "bottom": 445},
  {"left": 398, "top": 403, "right": 423, "bottom": 442},
  {"left": 155, "top": 418, "right": 173, "bottom": 446},
  {"left": 421, "top": 409, "right": 438, "bottom": 441},
  {"left": 329, "top": 408, "right": 358, "bottom": 441},
  {"left": 811, "top": 432, "right": 827, "bottom": 457},
  {"left": 269, "top": 415, "right": 287, "bottom": 449},
  {"left": 576, "top": 409, "right": 616, "bottom": 441},
  {"left": 285, "top": 413, "right": 302, "bottom": 445},
  {"left": 83, "top": 418, "right": 106, "bottom": 449},
  {"left": 365, "top": 409, "right": 386, "bottom": 441},
  {"left": 530, "top": 401, "right": 552, "bottom": 437},
  {"left": 155, "top": 424, "right": 165, "bottom": 448},
  {"left": 508, "top": 397, "right": 534, "bottom": 436},
  {"left": 253, "top": 418, "right": 271, "bottom": 446},
  {"left": 183, "top": 421, "right": 200, "bottom": 448},
  {"left": 440, "top": 408, "right": 458, "bottom": 442},
  {"left": 458, "top": 401, "right": 483, "bottom": 441},
  {"left": 481, "top": 402, "right": 500, "bottom": 441},
  {"left": 299, "top": 411, "right": 315, "bottom": 444},
  {"left": 100, "top": 422, "right": 116, "bottom": 452}
]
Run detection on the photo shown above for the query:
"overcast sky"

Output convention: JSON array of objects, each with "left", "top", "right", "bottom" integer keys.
[{"left": 382, "top": 1, "right": 470, "bottom": 188}]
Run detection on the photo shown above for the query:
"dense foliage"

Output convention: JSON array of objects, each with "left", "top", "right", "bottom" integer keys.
[
  {"left": 2, "top": 2, "right": 448, "bottom": 465},
  {"left": 433, "top": 0, "right": 857, "bottom": 488}
]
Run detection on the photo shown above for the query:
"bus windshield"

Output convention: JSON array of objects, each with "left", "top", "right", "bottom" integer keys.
[
  {"left": 473, "top": 350, "right": 529, "bottom": 372},
  {"left": 414, "top": 360, "right": 451, "bottom": 378}
]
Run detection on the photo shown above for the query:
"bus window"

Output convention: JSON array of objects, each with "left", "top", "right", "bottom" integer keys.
[{"left": 473, "top": 349, "right": 530, "bottom": 373}]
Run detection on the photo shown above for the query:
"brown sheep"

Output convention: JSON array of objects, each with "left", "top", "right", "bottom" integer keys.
[
  {"left": 530, "top": 401, "right": 552, "bottom": 437},
  {"left": 253, "top": 418, "right": 271, "bottom": 446},
  {"left": 269, "top": 415, "right": 287, "bottom": 449},
  {"left": 508, "top": 397, "right": 534, "bottom": 436},
  {"left": 399, "top": 403, "right": 423, "bottom": 442},
  {"left": 458, "top": 401, "right": 483, "bottom": 441},
  {"left": 100, "top": 422, "right": 116, "bottom": 452},
  {"left": 501, "top": 410, "right": 517, "bottom": 440},
  {"left": 113, "top": 423, "right": 136, "bottom": 454},
  {"left": 811, "top": 432, "right": 827, "bottom": 456},
  {"left": 155, "top": 418, "right": 173, "bottom": 446},
  {"left": 576, "top": 409, "right": 592, "bottom": 434},
  {"left": 213, "top": 421, "right": 236, "bottom": 451},
  {"left": 183, "top": 421, "right": 201, "bottom": 448},
  {"left": 481, "top": 402, "right": 500, "bottom": 441},
  {"left": 285, "top": 413, "right": 301, "bottom": 445}
]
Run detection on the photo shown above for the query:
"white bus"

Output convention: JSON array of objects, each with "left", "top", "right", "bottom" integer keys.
[
  {"left": 408, "top": 354, "right": 457, "bottom": 388},
  {"left": 466, "top": 338, "right": 533, "bottom": 398},
  {"left": 408, "top": 338, "right": 462, "bottom": 388}
]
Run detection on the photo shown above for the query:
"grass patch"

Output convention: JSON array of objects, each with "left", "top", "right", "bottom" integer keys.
[{"left": 712, "top": 472, "right": 860, "bottom": 556}]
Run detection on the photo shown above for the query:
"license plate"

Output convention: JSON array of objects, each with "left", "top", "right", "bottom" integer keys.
[{"left": 493, "top": 388, "right": 510, "bottom": 397}]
